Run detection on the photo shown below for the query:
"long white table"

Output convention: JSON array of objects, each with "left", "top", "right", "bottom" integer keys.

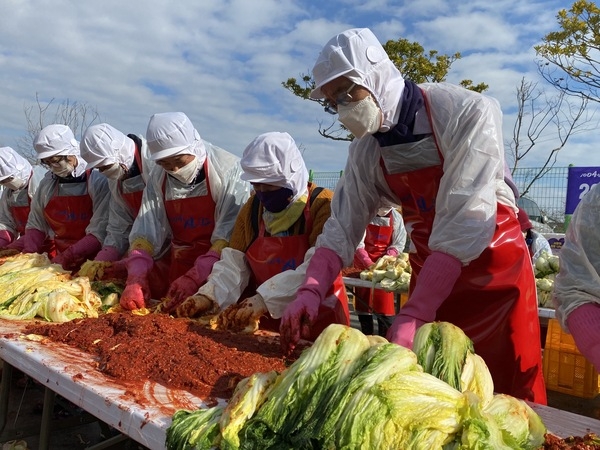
[
  {"left": 0, "top": 320, "right": 208, "bottom": 450},
  {"left": 1, "top": 318, "right": 599, "bottom": 449}
]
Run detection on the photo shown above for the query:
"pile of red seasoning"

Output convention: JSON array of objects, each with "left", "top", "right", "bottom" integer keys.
[
  {"left": 543, "top": 432, "right": 600, "bottom": 449},
  {"left": 25, "top": 312, "right": 304, "bottom": 402}
]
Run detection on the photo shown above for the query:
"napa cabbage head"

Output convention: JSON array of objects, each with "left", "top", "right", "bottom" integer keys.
[
  {"left": 412, "top": 322, "right": 474, "bottom": 391},
  {"left": 219, "top": 371, "right": 278, "bottom": 450},
  {"left": 313, "top": 342, "right": 421, "bottom": 447},
  {"left": 0, "top": 288, "right": 43, "bottom": 320},
  {"left": 166, "top": 406, "right": 224, "bottom": 450},
  {"left": 451, "top": 391, "right": 514, "bottom": 450},
  {"left": 0, "top": 253, "right": 54, "bottom": 277},
  {"left": 331, "top": 370, "right": 466, "bottom": 450},
  {"left": 460, "top": 352, "right": 494, "bottom": 407},
  {"left": 240, "top": 324, "right": 370, "bottom": 448},
  {"left": 40, "top": 289, "right": 97, "bottom": 322},
  {"left": 483, "top": 394, "right": 546, "bottom": 450},
  {"left": 0, "top": 266, "right": 68, "bottom": 305}
]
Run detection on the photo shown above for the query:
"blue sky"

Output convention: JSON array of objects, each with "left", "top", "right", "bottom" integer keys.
[{"left": 0, "top": 0, "right": 596, "bottom": 172}]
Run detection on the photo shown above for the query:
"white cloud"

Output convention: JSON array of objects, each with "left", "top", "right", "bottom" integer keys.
[{"left": 0, "top": 0, "right": 596, "bottom": 173}]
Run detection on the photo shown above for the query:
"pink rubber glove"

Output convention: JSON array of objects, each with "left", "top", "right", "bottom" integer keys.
[
  {"left": 566, "top": 303, "right": 600, "bottom": 371},
  {"left": 162, "top": 250, "right": 220, "bottom": 313},
  {"left": 120, "top": 249, "right": 154, "bottom": 310},
  {"left": 386, "top": 247, "right": 399, "bottom": 257},
  {"left": 387, "top": 251, "right": 462, "bottom": 348},
  {"left": 94, "top": 246, "right": 122, "bottom": 262},
  {"left": 6, "top": 235, "right": 25, "bottom": 252},
  {"left": 0, "top": 230, "right": 13, "bottom": 248},
  {"left": 20, "top": 229, "right": 47, "bottom": 253},
  {"left": 52, "top": 234, "right": 101, "bottom": 271},
  {"left": 354, "top": 247, "right": 374, "bottom": 270},
  {"left": 280, "top": 246, "right": 343, "bottom": 355}
]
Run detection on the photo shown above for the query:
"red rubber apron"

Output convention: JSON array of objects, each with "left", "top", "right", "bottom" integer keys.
[
  {"left": 118, "top": 149, "right": 144, "bottom": 216},
  {"left": 245, "top": 195, "right": 350, "bottom": 341},
  {"left": 163, "top": 159, "right": 216, "bottom": 282},
  {"left": 381, "top": 93, "right": 547, "bottom": 404},
  {"left": 43, "top": 173, "right": 93, "bottom": 254},
  {"left": 9, "top": 187, "right": 56, "bottom": 257},
  {"left": 353, "top": 213, "right": 396, "bottom": 315}
]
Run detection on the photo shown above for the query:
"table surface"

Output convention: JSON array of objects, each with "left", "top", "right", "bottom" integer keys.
[
  {"left": 1, "top": 318, "right": 598, "bottom": 448},
  {"left": 343, "top": 277, "right": 557, "bottom": 319},
  {"left": 0, "top": 320, "right": 209, "bottom": 450}
]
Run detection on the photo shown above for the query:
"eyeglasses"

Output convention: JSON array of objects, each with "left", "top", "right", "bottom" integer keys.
[
  {"left": 41, "top": 155, "right": 67, "bottom": 167},
  {"left": 324, "top": 83, "right": 356, "bottom": 115}
]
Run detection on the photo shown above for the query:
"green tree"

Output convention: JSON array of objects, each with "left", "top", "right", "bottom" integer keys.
[
  {"left": 535, "top": 0, "right": 600, "bottom": 101},
  {"left": 282, "top": 37, "right": 487, "bottom": 141}
]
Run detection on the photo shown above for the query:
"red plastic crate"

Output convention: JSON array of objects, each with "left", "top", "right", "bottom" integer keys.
[{"left": 542, "top": 318, "right": 599, "bottom": 398}]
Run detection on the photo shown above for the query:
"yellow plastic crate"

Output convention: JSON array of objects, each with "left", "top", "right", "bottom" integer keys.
[{"left": 542, "top": 318, "right": 599, "bottom": 398}]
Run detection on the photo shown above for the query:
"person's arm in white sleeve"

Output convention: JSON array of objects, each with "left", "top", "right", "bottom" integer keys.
[
  {"left": 17, "top": 174, "right": 53, "bottom": 253},
  {"left": 426, "top": 85, "right": 504, "bottom": 264},
  {"left": 101, "top": 178, "right": 135, "bottom": 258},
  {"left": 554, "top": 184, "right": 600, "bottom": 324},
  {"left": 83, "top": 170, "right": 110, "bottom": 245},
  {"left": 128, "top": 165, "right": 171, "bottom": 256},
  {"left": 24, "top": 174, "right": 53, "bottom": 236},
  {"left": 554, "top": 183, "right": 600, "bottom": 370},
  {"left": 195, "top": 247, "right": 252, "bottom": 309},
  {"left": 356, "top": 231, "right": 367, "bottom": 250},
  {"left": 316, "top": 140, "right": 393, "bottom": 266},
  {"left": 387, "top": 208, "right": 407, "bottom": 255},
  {"left": 0, "top": 190, "right": 17, "bottom": 242},
  {"left": 256, "top": 247, "right": 317, "bottom": 318},
  {"left": 205, "top": 144, "right": 251, "bottom": 249}
]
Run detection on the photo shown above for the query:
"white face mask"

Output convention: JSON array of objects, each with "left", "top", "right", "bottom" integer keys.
[
  {"left": 101, "top": 163, "right": 125, "bottom": 180},
  {"left": 337, "top": 96, "right": 382, "bottom": 138},
  {"left": 4, "top": 178, "right": 27, "bottom": 191},
  {"left": 166, "top": 156, "right": 199, "bottom": 184},
  {"left": 51, "top": 160, "right": 75, "bottom": 178}
]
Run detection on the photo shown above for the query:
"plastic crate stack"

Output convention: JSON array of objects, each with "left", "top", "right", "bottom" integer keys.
[{"left": 542, "top": 318, "right": 599, "bottom": 398}]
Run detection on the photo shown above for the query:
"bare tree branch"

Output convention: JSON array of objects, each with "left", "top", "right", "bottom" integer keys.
[
  {"left": 16, "top": 92, "right": 101, "bottom": 162},
  {"left": 508, "top": 77, "right": 596, "bottom": 197}
]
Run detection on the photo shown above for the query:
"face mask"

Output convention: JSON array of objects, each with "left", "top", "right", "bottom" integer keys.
[
  {"left": 51, "top": 160, "right": 75, "bottom": 178},
  {"left": 255, "top": 187, "right": 294, "bottom": 213},
  {"left": 337, "top": 96, "right": 382, "bottom": 138},
  {"left": 3, "top": 178, "right": 27, "bottom": 191},
  {"left": 101, "top": 163, "right": 125, "bottom": 180},
  {"left": 166, "top": 156, "right": 199, "bottom": 184}
]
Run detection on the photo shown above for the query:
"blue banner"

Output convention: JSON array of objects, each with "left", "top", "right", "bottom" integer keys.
[{"left": 565, "top": 166, "right": 600, "bottom": 215}]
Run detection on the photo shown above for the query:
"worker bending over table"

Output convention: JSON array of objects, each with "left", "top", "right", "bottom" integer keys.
[
  {"left": 167, "top": 131, "right": 350, "bottom": 338},
  {"left": 279, "top": 28, "right": 546, "bottom": 404}
]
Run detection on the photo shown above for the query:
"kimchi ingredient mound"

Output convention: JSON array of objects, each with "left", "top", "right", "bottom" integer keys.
[{"left": 25, "top": 312, "right": 303, "bottom": 401}]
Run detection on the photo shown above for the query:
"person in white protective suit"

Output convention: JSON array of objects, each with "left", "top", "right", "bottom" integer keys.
[
  {"left": 352, "top": 205, "right": 407, "bottom": 337},
  {"left": 120, "top": 112, "right": 250, "bottom": 311},
  {"left": 0, "top": 147, "right": 49, "bottom": 254},
  {"left": 167, "top": 131, "right": 350, "bottom": 338},
  {"left": 77, "top": 123, "right": 155, "bottom": 279},
  {"left": 8, "top": 125, "right": 110, "bottom": 271},
  {"left": 280, "top": 27, "right": 546, "bottom": 404},
  {"left": 553, "top": 182, "right": 600, "bottom": 372}
]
